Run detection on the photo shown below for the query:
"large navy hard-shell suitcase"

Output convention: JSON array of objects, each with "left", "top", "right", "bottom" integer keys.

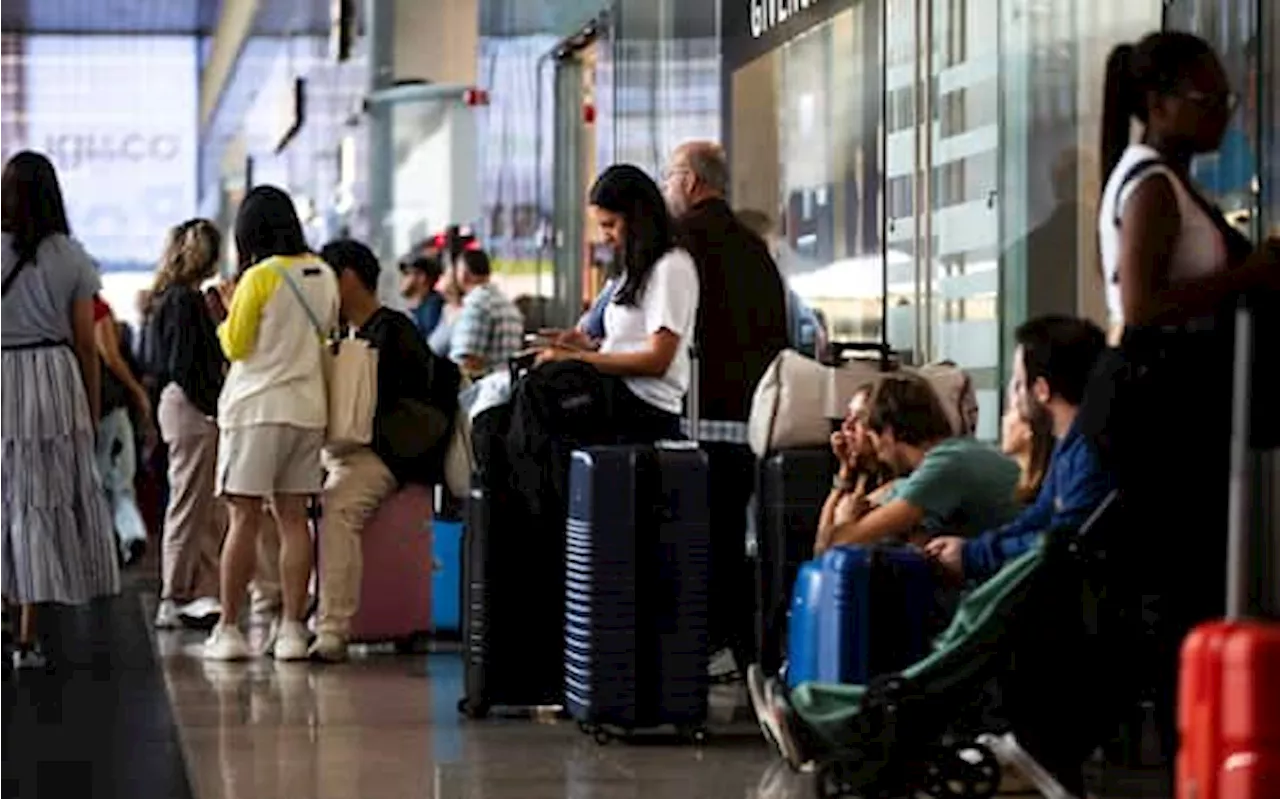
[{"left": 563, "top": 443, "right": 712, "bottom": 744}]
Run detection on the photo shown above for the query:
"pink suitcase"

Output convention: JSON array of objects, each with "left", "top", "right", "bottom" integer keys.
[{"left": 348, "top": 484, "right": 434, "bottom": 647}]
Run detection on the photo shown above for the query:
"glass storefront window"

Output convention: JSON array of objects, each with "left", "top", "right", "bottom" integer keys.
[{"left": 730, "top": 7, "right": 885, "bottom": 346}]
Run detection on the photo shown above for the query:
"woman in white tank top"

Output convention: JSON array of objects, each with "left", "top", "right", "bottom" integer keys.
[
  {"left": 1028, "top": 32, "right": 1280, "bottom": 798},
  {"left": 1097, "top": 34, "right": 1275, "bottom": 337}
]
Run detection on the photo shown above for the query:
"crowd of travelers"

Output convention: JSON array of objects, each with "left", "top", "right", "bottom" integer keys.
[{"left": 2, "top": 27, "right": 1278, "bottom": 797}]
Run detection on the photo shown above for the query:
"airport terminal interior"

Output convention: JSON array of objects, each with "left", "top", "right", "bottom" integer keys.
[{"left": 2, "top": 0, "right": 1277, "bottom": 797}]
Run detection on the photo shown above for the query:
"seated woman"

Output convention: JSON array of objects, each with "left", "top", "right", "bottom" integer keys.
[
  {"left": 538, "top": 164, "right": 700, "bottom": 443},
  {"left": 1001, "top": 400, "right": 1053, "bottom": 507},
  {"left": 816, "top": 382, "right": 894, "bottom": 546},
  {"left": 814, "top": 373, "right": 1021, "bottom": 555}
]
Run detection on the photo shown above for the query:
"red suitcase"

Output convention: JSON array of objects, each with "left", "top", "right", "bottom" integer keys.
[
  {"left": 1177, "top": 300, "right": 1280, "bottom": 799},
  {"left": 348, "top": 484, "right": 434, "bottom": 647},
  {"left": 1178, "top": 621, "right": 1280, "bottom": 799}
]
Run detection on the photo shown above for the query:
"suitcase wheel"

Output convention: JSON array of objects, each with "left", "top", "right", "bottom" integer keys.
[
  {"left": 815, "top": 760, "right": 889, "bottom": 799},
  {"left": 592, "top": 728, "right": 614, "bottom": 746},
  {"left": 678, "top": 726, "right": 709, "bottom": 746},
  {"left": 457, "top": 697, "right": 490, "bottom": 720},
  {"left": 919, "top": 741, "right": 1000, "bottom": 799}
]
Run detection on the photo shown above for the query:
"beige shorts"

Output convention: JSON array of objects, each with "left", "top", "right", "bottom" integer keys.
[{"left": 216, "top": 424, "right": 325, "bottom": 497}]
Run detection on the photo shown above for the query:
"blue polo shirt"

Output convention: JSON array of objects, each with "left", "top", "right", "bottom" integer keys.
[{"left": 962, "top": 419, "right": 1115, "bottom": 581}]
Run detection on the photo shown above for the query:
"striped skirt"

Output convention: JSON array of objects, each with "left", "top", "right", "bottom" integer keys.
[{"left": 2, "top": 345, "right": 120, "bottom": 604}]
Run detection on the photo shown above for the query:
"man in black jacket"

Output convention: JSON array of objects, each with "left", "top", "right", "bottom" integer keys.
[
  {"left": 663, "top": 141, "right": 791, "bottom": 679},
  {"left": 310, "top": 239, "right": 460, "bottom": 662}
]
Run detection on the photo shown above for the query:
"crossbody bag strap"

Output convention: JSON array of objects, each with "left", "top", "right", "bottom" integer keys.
[
  {"left": 270, "top": 264, "right": 327, "bottom": 338},
  {"left": 2, "top": 256, "right": 35, "bottom": 297}
]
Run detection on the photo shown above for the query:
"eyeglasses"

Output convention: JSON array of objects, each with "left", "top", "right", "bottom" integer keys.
[{"left": 1181, "top": 89, "right": 1239, "bottom": 113}]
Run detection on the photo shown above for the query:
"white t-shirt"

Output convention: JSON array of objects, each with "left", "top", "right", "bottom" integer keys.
[
  {"left": 600, "top": 248, "right": 700, "bottom": 415},
  {"left": 1098, "top": 143, "right": 1230, "bottom": 329}
]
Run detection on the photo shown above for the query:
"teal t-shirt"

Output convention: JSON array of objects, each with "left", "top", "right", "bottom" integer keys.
[{"left": 891, "top": 437, "right": 1022, "bottom": 537}]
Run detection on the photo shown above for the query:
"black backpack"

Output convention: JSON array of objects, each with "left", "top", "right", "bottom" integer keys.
[{"left": 505, "top": 360, "right": 618, "bottom": 522}]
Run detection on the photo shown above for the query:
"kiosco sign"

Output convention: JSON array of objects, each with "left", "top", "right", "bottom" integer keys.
[{"left": 750, "top": 0, "right": 826, "bottom": 39}]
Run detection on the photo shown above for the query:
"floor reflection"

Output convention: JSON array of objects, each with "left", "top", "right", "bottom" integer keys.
[{"left": 154, "top": 629, "right": 791, "bottom": 799}]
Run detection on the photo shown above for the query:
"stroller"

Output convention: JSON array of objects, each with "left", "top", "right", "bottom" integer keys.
[{"left": 804, "top": 490, "right": 1141, "bottom": 798}]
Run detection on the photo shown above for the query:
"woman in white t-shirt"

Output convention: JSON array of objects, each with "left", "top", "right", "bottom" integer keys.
[{"left": 538, "top": 164, "right": 699, "bottom": 442}]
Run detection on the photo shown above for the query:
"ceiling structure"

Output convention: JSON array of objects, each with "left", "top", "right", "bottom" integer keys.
[{"left": 1, "top": 0, "right": 222, "bottom": 35}]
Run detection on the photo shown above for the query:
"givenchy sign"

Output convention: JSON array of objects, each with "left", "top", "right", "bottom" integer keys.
[{"left": 750, "top": 0, "right": 826, "bottom": 38}]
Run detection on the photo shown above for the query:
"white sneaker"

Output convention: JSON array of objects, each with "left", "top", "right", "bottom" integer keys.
[
  {"left": 11, "top": 645, "right": 48, "bottom": 670},
  {"left": 177, "top": 597, "right": 222, "bottom": 630},
  {"left": 154, "top": 599, "right": 183, "bottom": 629},
  {"left": 203, "top": 624, "right": 251, "bottom": 661},
  {"left": 308, "top": 632, "right": 348, "bottom": 663},
  {"left": 709, "top": 648, "right": 741, "bottom": 682},
  {"left": 272, "top": 620, "right": 310, "bottom": 661}
]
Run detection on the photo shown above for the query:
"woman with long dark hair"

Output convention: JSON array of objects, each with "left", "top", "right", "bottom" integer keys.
[
  {"left": 538, "top": 164, "right": 700, "bottom": 442},
  {"left": 147, "top": 219, "right": 228, "bottom": 630},
  {"left": 1, "top": 151, "right": 120, "bottom": 669},
  {"left": 203, "top": 185, "right": 338, "bottom": 662}
]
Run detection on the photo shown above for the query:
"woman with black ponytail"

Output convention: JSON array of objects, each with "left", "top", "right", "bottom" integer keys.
[
  {"left": 1060, "top": 31, "right": 1280, "bottom": 790},
  {"left": 1098, "top": 31, "right": 1277, "bottom": 333}
]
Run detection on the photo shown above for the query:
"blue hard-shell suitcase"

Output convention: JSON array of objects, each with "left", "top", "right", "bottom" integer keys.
[
  {"left": 432, "top": 519, "right": 463, "bottom": 634},
  {"left": 563, "top": 443, "right": 712, "bottom": 744},
  {"left": 784, "top": 559, "right": 826, "bottom": 689},
  {"left": 816, "top": 545, "right": 936, "bottom": 686}
]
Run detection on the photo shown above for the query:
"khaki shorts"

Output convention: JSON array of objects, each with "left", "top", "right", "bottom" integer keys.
[{"left": 216, "top": 424, "right": 325, "bottom": 497}]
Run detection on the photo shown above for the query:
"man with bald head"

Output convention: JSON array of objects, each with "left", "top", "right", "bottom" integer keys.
[{"left": 663, "top": 140, "right": 790, "bottom": 681}]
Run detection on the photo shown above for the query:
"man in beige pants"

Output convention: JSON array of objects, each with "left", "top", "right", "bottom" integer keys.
[{"left": 310, "top": 240, "right": 450, "bottom": 661}]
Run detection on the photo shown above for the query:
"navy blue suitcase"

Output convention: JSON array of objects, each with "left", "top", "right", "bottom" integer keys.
[{"left": 563, "top": 443, "right": 712, "bottom": 744}]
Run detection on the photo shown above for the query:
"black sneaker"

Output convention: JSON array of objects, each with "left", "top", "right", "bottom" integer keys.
[{"left": 123, "top": 539, "right": 147, "bottom": 568}]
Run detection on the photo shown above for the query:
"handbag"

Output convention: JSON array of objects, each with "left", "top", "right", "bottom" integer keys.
[
  {"left": 747, "top": 349, "right": 882, "bottom": 456},
  {"left": 271, "top": 265, "right": 377, "bottom": 448},
  {"left": 443, "top": 374, "right": 474, "bottom": 498}
]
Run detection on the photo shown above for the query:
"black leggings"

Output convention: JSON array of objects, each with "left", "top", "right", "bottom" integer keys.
[{"left": 609, "top": 381, "right": 682, "bottom": 444}]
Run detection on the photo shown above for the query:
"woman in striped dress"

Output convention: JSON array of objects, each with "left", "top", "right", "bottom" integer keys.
[{"left": 1, "top": 151, "right": 120, "bottom": 669}]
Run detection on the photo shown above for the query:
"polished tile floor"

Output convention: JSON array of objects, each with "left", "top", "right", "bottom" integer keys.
[
  {"left": 5, "top": 576, "right": 1171, "bottom": 799},
  {"left": 155, "top": 631, "right": 783, "bottom": 799}
]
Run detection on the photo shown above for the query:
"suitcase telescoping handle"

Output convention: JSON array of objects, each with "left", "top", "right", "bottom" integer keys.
[
  {"left": 829, "top": 340, "right": 894, "bottom": 370},
  {"left": 1226, "top": 298, "right": 1254, "bottom": 620},
  {"left": 686, "top": 343, "right": 700, "bottom": 443}
]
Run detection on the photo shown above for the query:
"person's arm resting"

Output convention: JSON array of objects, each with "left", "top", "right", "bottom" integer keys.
[
  {"left": 829, "top": 452, "right": 963, "bottom": 547},
  {"left": 217, "top": 267, "right": 279, "bottom": 361},
  {"left": 962, "top": 436, "right": 1112, "bottom": 579},
  {"left": 828, "top": 498, "right": 925, "bottom": 547},
  {"left": 961, "top": 476, "right": 1055, "bottom": 580}
]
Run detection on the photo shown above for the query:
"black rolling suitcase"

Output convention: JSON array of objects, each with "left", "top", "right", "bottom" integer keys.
[
  {"left": 563, "top": 443, "right": 712, "bottom": 743},
  {"left": 753, "top": 447, "right": 839, "bottom": 676},
  {"left": 458, "top": 396, "right": 562, "bottom": 718}
]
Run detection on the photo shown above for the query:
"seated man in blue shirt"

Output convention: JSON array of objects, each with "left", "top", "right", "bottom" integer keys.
[{"left": 924, "top": 314, "right": 1111, "bottom": 582}]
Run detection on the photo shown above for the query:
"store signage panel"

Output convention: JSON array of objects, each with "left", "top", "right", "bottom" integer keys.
[{"left": 724, "top": 0, "right": 854, "bottom": 71}]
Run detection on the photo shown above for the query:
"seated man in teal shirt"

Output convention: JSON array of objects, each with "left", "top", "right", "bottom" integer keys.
[{"left": 815, "top": 373, "right": 1021, "bottom": 555}]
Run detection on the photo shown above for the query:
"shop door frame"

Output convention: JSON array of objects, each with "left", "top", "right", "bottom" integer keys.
[{"left": 545, "top": 10, "right": 613, "bottom": 329}]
